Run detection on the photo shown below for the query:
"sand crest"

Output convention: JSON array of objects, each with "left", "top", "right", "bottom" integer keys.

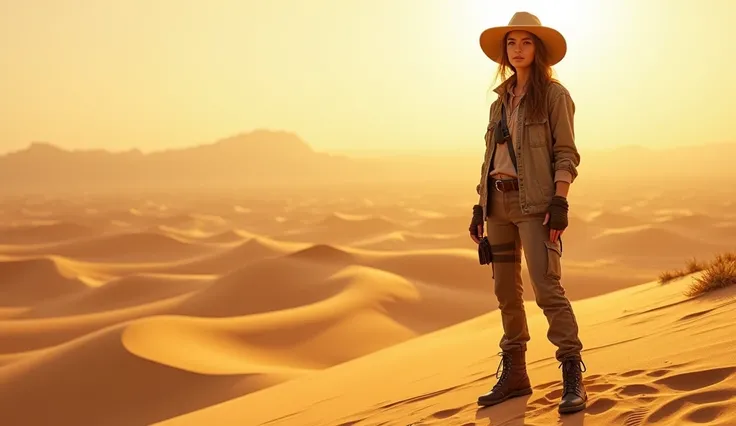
[{"left": 1, "top": 186, "right": 735, "bottom": 426}]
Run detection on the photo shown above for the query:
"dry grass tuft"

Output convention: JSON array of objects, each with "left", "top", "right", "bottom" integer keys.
[
  {"left": 685, "top": 252, "right": 736, "bottom": 297},
  {"left": 658, "top": 256, "right": 707, "bottom": 284},
  {"left": 658, "top": 269, "right": 683, "bottom": 284},
  {"left": 685, "top": 257, "right": 708, "bottom": 273}
]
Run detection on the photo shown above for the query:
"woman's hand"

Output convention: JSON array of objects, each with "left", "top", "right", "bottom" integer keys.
[
  {"left": 543, "top": 195, "right": 568, "bottom": 242},
  {"left": 469, "top": 204, "right": 484, "bottom": 244}
]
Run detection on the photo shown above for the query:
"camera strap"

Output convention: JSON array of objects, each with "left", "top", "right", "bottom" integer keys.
[{"left": 499, "top": 102, "right": 518, "bottom": 173}]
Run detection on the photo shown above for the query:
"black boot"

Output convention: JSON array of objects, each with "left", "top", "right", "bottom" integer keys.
[
  {"left": 558, "top": 356, "right": 587, "bottom": 414},
  {"left": 477, "top": 350, "right": 533, "bottom": 407}
]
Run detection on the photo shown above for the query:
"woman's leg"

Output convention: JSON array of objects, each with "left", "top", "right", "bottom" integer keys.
[
  {"left": 477, "top": 189, "right": 532, "bottom": 407},
  {"left": 506, "top": 191, "right": 587, "bottom": 413},
  {"left": 486, "top": 194, "right": 528, "bottom": 353},
  {"left": 511, "top": 203, "right": 583, "bottom": 360}
]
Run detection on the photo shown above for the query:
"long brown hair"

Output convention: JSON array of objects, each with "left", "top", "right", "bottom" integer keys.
[{"left": 494, "top": 32, "right": 557, "bottom": 120}]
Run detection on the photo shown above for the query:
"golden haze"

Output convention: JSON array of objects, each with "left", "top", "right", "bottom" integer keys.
[
  {"left": 2, "top": 0, "right": 735, "bottom": 155},
  {"left": 1, "top": 1, "right": 736, "bottom": 425}
]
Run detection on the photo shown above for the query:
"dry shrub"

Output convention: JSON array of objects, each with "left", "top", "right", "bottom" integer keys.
[
  {"left": 658, "top": 269, "right": 683, "bottom": 284},
  {"left": 685, "top": 257, "right": 707, "bottom": 273},
  {"left": 659, "top": 256, "right": 708, "bottom": 285},
  {"left": 685, "top": 252, "right": 736, "bottom": 297}
]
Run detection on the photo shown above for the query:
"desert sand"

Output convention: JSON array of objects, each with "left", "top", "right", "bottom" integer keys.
[{"left": 1, "top": 177, "right": 735, "bottom": 426}]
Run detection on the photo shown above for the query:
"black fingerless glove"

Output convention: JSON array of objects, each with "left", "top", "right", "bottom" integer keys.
[
  {"left": 547, "top": 196, "right": 569, "bottom": 230},
  {"left": 469, "top": 204, "right": 483, "bottom": 234}
]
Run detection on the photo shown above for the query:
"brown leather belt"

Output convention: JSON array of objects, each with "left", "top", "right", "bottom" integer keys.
[{"left": 491, "top": 178, "right": 519, "bottom": 192}]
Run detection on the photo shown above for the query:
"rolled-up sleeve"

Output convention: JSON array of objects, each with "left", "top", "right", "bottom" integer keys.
[{"left": 549, "top": 90, "right": 580, "bottom": 183}]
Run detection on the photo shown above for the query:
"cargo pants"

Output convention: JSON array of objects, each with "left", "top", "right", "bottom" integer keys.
[{"left": 485, "top": 186, "right": 583, "bottom": 361}]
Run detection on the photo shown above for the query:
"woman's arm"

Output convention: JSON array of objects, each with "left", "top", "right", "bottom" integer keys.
[
  {"left": 548, "top": 86, "right": 581, "bottom": 196},
  {"left": 555, "top": 180, "right": 570, "bottom": 198}
]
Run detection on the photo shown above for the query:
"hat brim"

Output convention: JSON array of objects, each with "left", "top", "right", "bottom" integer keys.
[{"left": 479, "top": 25, "right": 567, "bottom": 66}]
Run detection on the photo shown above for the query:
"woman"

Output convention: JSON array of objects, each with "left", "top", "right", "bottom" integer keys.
[{"left": 468, "top": 12, "right": 587, "bottom": 414}]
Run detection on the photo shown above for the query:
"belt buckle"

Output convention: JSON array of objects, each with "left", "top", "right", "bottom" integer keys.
[{"left": 494, "top": 180, "right": 504, "bottom": 192}]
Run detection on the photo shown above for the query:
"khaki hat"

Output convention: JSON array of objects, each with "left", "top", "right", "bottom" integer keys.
[{"left": 479, "top": 12, "right": 567, "bottom": 65}]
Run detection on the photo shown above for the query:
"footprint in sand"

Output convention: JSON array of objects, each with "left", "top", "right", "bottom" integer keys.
[
  {"left": 430, "top": 406, "right": 464, "bottom": 419},
  {"left": 620, "top": 369, "right": 647, "bottom": 378},
  {"left": 652, "top": 366, "right": 736, "bottom": 391},
  {"left": 425, "top": 365, "right": 736, "bottom": 425},
  {"left": 617, "top": 383, "right": 659, "bottom": 397},
  {"left": 578, "top": 365, "right": 736, "bottom": 425},
  {"left": 616, "top": 407, "right": 649, "bottom": 426},
  {"left": 683, "top": 404, "right": 728, "bottom": 424},
  {"left": 646, "top": 388, "right": 736, "bottom": 423},
  {"left": 586, "top": 396, "right": 616, "bottom": 415},
  {"left": 645, "top": 368, "right": 671, "bottom": 378}
]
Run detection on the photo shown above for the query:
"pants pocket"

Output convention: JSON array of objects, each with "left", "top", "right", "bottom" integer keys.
[{"left": 544, "top": 240, "right": 562, "bottom": 280}]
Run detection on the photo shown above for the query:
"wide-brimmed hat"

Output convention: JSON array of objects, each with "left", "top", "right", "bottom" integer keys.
[{"left": 479, "top": 12, "right": 567, "bottom": 66}]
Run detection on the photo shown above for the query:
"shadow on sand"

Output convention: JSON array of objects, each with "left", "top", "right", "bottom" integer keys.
[
  {"left": 474, "top": 396, "right": 588, "bottom": 425},
  {"left": 474, "top": 395, "right": 531, "bottom": 425}
]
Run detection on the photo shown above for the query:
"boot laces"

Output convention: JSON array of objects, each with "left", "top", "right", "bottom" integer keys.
[
  {"left": 559, "top": 358, "right": 587, "bottom": 396},
  {"left": 492, "top": 352, "right": 513, "bottom": 391}
]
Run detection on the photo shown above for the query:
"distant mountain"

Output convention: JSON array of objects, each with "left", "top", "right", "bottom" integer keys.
[
  {"left": 0, "top": 130, "right": 490, "bottom": 193},
  {"left": 0, "top": 130, "right": 371, "bottom": 192},
  {"left": 1, "top": 130, "right": 734, "bottom": 193}
]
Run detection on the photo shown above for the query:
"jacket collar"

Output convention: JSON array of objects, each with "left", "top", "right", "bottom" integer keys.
[{"left": 493, "top": 75, "right": 516, "bottom": 96}]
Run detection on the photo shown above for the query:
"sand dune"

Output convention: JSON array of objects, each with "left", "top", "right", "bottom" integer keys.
[
  {"left": 164, "top": 236, "right": 308, "bottom": 274},
  {"left": 0, "top": 295, "right": 187, "bottom": 354},
  {"left": 197, "top": 229, "right": 252, "bottom": 243},
  {"left": 63, "top": 207, "right": 166, "bottom": 229},
  {"left": 2, "top": 184, "right": 736, "bottom": 426},
  {"left": 352, "top": 230, "right": 469, "bottom": 251},
  {"left": 0, "top": 323, "right": 254, "bottom": 426},
  {"left": 150, "top": 212, "right": 229, "bottom": 230},
  {"left": 131, "top": 265, "right": 421, "bottom": 373},
  {"left": 653, "top": 211, "right": 717, "bottom": 229},
  {"left": 0, "top": 266, "right": 422, "bottom": 426},
  {"left": 0, "top": 307, "right": 27, "bottom": 320},
  {"left": 287, "top": 243, "right": 359, "bottom": 264},
  {"left": 362, "top": 249, "right": 492, "bottom": 291},
  {"left": 156, "top": 273, "right": 736, "bottom": 426},
  {"left": 27, "top": 230, "right": 219, "bottom": 262},
  {"left": 586, "top": 225, "right": 730, "bottom": 268},
  {"left": 16, "top": 273, "right": 210, "bottom": 319},
  {"left": 0, "top": 257, "right": 89, "bottom": 307},
  {"left": 0, "top": 220, "right": 99, "bottom": 244},
  {"left": 585, "top": 210, "right": 645, "bottom": 228},
  {"left": 280, "top": 212, "right": 405, "bottom": 244},
  {"left": 710, "top": 221, "right": 736, "bottom": 239},
  {"left": 409, "top": 214, "right": 474, "bottom": 235},
  {"left": 176, "top": 255, "right": 381, "bottom": 317}
]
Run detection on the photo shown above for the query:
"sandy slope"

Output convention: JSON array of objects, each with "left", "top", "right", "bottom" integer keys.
[
  {"left": 0, "top": 257, "right": 89, "bottom": 306},
  {"left": 0, "top": 187, "right": 734, "bottom": 426},
  {"left": 0, "top": 220, "right": 99, "bottom": 244},
  {"left": 156, "top": 273, "right": 736, "bottom": 426},
  {"left": 16, "top": 273, "right": 210, "bottom": 319}
]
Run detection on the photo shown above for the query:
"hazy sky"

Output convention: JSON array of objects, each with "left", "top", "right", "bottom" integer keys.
[{"left": 2, "top": 0, "right": 734, "bottom": 156}]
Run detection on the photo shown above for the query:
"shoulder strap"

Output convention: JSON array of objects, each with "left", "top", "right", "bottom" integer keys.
[{"left": 499, "top": 102, "right": 518, "bottom": 172}]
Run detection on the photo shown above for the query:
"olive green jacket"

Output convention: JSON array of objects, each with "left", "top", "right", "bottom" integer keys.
[{"left": 477, "top": 78, "right": 581, "bottom": 219}]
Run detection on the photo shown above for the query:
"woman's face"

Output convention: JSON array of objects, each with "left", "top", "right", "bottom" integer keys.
[{"left": 506, "top": 30, "right": 535, "bottom": 70}]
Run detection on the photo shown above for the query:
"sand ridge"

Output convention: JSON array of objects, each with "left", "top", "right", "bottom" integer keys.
[
  {"left": 156, "top": 274, "right": 736, "bottom": 426},
  {"left": 1, "top": 187, "right": 735, "bottom": 425}
]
